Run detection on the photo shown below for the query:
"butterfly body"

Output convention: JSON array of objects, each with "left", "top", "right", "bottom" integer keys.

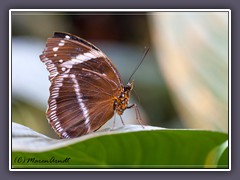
[
  {"left": 114, "top": 82, "right": 133, "bottom": 116},
  {"left": 40, "top": 32, "right": 134, "bottom": 138}
]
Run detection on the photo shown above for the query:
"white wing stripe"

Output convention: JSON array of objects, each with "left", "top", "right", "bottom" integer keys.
[
  {"left": 70, "top": 74, "right": 91, "bottom": 132},
  {"left": 61, "top": 50, "right": 101, "bottom": 69}
]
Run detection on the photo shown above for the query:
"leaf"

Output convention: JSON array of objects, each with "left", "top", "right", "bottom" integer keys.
[{"left": 11, "top": 122, "right": 228, "bottom": 169}]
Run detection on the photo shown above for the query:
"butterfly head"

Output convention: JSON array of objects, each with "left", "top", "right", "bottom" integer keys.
[{"left": 125, "top": 80, "right": 134, "bottom": 91}]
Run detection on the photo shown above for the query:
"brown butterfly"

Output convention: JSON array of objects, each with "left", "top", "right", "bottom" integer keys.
[{"left": 40, "top": 32, "right": 147, "bottom": 138}]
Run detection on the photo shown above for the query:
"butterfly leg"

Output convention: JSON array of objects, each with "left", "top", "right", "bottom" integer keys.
[
  {"left": 111, "top": 111, "right": 117, "bottom": 131},
  {"left": 127, "top": 104, "right": 145, "bottom": 128},
  {"left": 119, "top": 115, "right": 125, "bottom": 126}
]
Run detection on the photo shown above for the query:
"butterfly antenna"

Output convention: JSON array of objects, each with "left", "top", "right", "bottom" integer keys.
[{"left": 127, "top": 47, "right": 150, "bottom": 83}]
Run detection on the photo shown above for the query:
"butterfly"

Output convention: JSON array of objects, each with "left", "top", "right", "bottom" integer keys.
[{"left": 40, "top": 32, "right": 146, "bottom": 138}]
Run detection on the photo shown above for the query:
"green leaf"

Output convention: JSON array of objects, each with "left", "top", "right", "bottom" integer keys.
[{"left": 11, "top": 122, "right": 228, "bottom": 169}]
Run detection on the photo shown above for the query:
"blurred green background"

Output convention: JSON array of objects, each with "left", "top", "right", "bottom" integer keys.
[{"left": 11, "top": 11, "right": 229, "bottom": 138}]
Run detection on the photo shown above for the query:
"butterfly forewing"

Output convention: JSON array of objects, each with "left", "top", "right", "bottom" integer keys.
[{"left": 40, "top": 32, "right": 123, "bottom": 138}]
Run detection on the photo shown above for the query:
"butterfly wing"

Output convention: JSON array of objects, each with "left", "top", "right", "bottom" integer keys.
[{"left": 40, "top": 32, "right": 123, "bottom": 138}]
